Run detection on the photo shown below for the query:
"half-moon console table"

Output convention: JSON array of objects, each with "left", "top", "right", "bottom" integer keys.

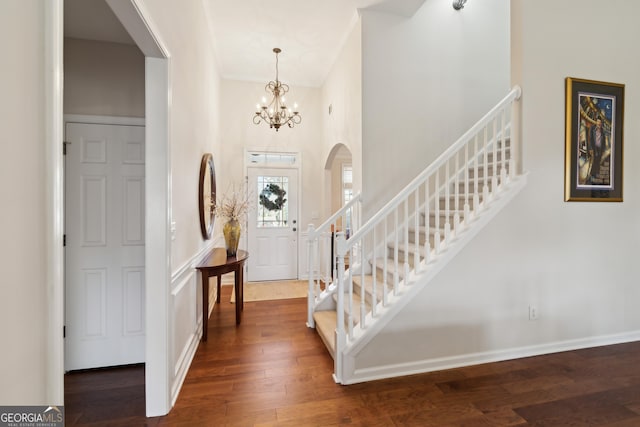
[{"left": 196, "top": 248, "right": 248, "bottom": 341}]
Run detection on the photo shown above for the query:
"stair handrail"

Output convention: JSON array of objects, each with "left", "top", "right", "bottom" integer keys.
[
  {"left": 339, "top": 86, "right": 521, "bottom": 256},
  {"left": 308, "top": 192, "right": 362, "bottom": 240}
]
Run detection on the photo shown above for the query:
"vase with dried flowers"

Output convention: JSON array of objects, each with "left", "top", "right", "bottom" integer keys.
[{"left": 213, "top": 184, "right": 250, "bottom": 257}]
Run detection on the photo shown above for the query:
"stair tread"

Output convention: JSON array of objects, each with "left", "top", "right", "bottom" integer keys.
[
  {"left": 332, "top": 290, "right": 372, "bottom": 327},
  {"left": 313, "top": 310, "right": 336, "bottom": 357},
  {"left": 408, "top": 224, "right": 453, "bottom": 235},
  {"left": 352, "top": 274, "right": 386, "bottom": 300},
  {"left": 387, "top": 241, "right": 428, "bottom": 255},
  {"left": 374, "top": 258, "right": 407, "bottom": 279}
]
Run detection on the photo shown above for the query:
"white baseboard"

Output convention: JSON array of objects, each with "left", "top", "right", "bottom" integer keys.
[{"left": 344, "top": 330, "right": 640, "bottom": 385}]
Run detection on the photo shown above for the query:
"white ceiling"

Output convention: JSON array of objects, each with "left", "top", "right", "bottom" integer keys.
[
  {"left": 64, "top": 0, "right": 135, "bottom": 45},
  {"left": 64, "top": 0, "right": 426, "bottom": 88}
]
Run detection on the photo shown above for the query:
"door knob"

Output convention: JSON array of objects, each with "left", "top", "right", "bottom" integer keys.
[{"left": 293, "top": 227, "right": 297, "bottom": 232}]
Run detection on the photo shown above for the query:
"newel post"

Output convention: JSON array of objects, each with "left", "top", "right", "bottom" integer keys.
[
  {"left": 333, "top": 231, "right": 347, "bottom": 383},
  {"left": 306, "top": 224, "right": 316, "bottom": 328},
  {"left": 511, "top": 86, "right": 523, "bottom": 177}
]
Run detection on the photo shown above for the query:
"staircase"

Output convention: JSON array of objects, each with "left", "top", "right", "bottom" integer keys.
[{"left": 306, "top": 86, "right": 526, "bottom": 384}]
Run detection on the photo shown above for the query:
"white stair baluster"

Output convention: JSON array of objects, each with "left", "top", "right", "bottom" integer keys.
[
  {"left": 483, "top": 126, "right": 489, "bottom": 205},
  {"left": 360, "top": 240, "right": 366, "bottom": 329},
  {"left": 444, "top": 160, "right": 451, "bottom": 244},
  {"left": 383, "top": 219, "right": 388, "bottom": 306},
  {"left": 464, "top": 143, "right": 470, "bottom": 222},
  {"left": 454, "top": 151, "right": 460, "bottom": 236},
  {"left": 434, "top": 171, "right": 441, "bottom": 253},
  {"left": 306, "top": 224, "right": 316, "bottom": 328},
  {"left": 424, "top": 177, "right": 431, "bottom": 264},
  {"left": 501, "top": 109, "right": 508, "bottom": 184},
  {"left": 492, "top": 118, "right": 498, "bottom": 196},
  {"left": 404, "top": 198, "right": 410, "bottom": 282},
  {"left": 348, "top": 244, "right": 354, "bottom": 340},
  {"left": 372, "top": 228, "right": 377, "bottom": 317},
  {"left": 394, "top": 209, "right": 399, "bottom": 295},
  {"left": 334, "top": 232, "right": 346, "bottom": 383},
  {"left": 414, "top": 188, "right": 420, "bottom": 273},
  {"left": 473, "top": 135, "right": 479, "bottom": 213}
]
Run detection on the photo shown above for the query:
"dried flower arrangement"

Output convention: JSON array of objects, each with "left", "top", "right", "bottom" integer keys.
[{"left": 213, "top": 184, "right": 251, "bottom": 222}]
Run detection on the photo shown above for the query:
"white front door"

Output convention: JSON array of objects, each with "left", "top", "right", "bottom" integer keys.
[
  {"left": 65, "top": 122, "right": 145, "bottom": 370},
  {"left": 247, "top": 167, "right": 298, "bottom": 281}
]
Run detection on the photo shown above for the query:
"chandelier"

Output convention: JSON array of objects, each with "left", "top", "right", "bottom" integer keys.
[
  {"left": 453, "top": 0, "right": 467, "bottom": 10},
  {"left": 253, "top": 48, "right": 301, "bottom": 131}
]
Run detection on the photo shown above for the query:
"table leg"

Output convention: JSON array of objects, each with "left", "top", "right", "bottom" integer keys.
[
  {"left": 216, "top": 275, "right": 221, "bottom": 303},
  {"left": 240, "top": 263, "right": 244, "bottom": 311},
  {"left": 234, "top": 267, "right": 241, "bottom": 325},
  {"left": 202, "top": 273, "right": 209, "bottom": 342}
]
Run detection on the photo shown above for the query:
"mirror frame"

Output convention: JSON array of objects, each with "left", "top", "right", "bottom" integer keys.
[{"left": 198, "top": 153, "right": 216, "bottom": 239}]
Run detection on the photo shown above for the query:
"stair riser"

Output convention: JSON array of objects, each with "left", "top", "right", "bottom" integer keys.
[
  {"left": 438, "top": 196, "right": 480, "bottom": 210},
  {"left": 374, "top": 265, "right": 397, "bottom": 286},
  {"left": 455, "top": 179, "right": 501, "bottom": 194},
  {"left": 333, "top": 291, "right": 373, "bottom": 329},
  {"left": 407, "top": 231, "right": 438, "bottom": 246},
  {"left": 421, "top": 212, "right": 459, "bottom": 228},
  {"left": 351, "top": 276, "right": 385, "bottom": 302},
  {"left": 467, "top": 164, "right": 509, "bottom": 179},
  {"left": 390, "top": 247, "right": 424, "bottom": 268},
  {"left": 482, "top": 151, "right": 510, "bottom": 163}
]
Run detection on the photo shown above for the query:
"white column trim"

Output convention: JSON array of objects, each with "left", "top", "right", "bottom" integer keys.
[
  {"left": 45, "top": 0, "right": 64, "bottom": 406},
  {"left": 144, "top": 52, "right": 172, "bottom": 419}
]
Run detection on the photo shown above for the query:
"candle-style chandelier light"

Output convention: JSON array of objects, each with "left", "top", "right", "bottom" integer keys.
[{"left": 253, "top": 48, "right": 301, "bottom": 131}]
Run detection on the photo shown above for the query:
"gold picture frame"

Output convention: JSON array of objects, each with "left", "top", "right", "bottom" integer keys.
[{"left": 565, "top": 77, "right": 624, "bottom": 202}]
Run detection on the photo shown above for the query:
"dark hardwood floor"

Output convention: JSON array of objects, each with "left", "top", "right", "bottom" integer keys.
[{"left": 65, "top": 285, "right": 640, "bottom": 426}]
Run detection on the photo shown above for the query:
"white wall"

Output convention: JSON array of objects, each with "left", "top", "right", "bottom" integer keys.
[
  {"left": 355, "top": 0, "right": 640, "bottom": 375},
  {"left": 361, "top": 0, "right": 509, "bottom": 217},
  {"left": 0, "top": 0, "right": 48, "bottom": 405},
  {"left": 330, "top": 147, "right": 351, "bottom": 215},
  {"left": 140, "top": 1, "right": 222, "bottom": 271},
  {"left": 64, "top": 38, "right": 145, "bottom": 117},
  {"left": 218, "top": 79, "right": 323, "bottom": 266},
  {"left": 321, "top": 19, "right": 362, "bottom": 209},
  {"left": 124, "top": 0, "right": 222, "bottom": 409}
]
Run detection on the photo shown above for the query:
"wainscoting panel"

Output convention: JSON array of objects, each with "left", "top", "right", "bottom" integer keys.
[
  {"left": 169, "top": 243, "right": 216, "bottom": 405},
  {"left": 170, "top": 269, "right": 197, "bottom": 398}
]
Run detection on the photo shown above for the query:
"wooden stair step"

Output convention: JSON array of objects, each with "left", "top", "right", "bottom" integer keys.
[
  {"left": 352, "top": 274, "right": 386, "bottom": 301},
  {"left": 332, "top": 290, "right": 371, "bottom": 328},
  {"left": 467, "top": 163, "right": 508, "bottom": 178},
  {"left": 313, "top": 310, "right": 336, "bottom": 358},
  {"left": 483, "top": 149, "right": 510, "bottom": 162},
  {"left": 421, "top": 211, "right": 463, "bottom": 228},
  {"left": 387, "top": 242, "right": 427, "bottom": 267},
  {"left": 374, "top": 258, "right": 407, "bottom": 284}
]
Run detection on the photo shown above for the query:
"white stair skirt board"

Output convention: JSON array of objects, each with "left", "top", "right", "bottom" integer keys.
[{"left": 344, "top": 330, "right": 640, "bottom": 385}]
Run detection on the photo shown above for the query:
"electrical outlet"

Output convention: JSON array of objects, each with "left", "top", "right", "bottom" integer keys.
[{"left": 529, "top": 305, "right": 539, "bottom": 321}]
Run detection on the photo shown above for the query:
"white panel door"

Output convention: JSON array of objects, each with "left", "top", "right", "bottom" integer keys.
[
  {"left": 65, "top": 122, "right": 145, "bottom": 370},
  {"left": 248, "top": 167, "right": 298, "bottom": 281}
]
